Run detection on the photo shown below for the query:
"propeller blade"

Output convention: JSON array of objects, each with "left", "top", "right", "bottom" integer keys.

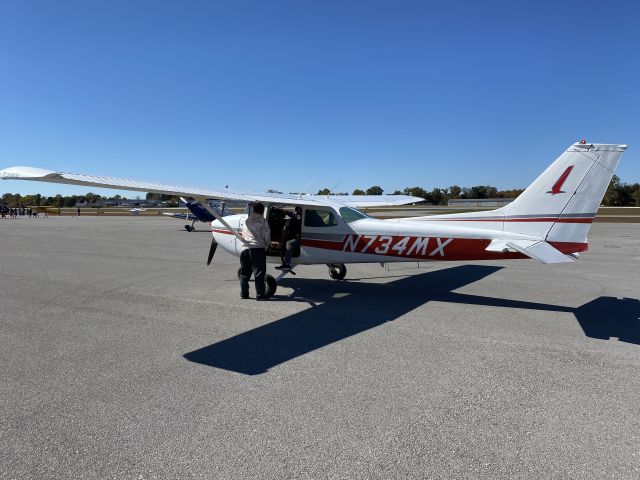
[{"left": 207, "top": 237, "right": 218, "bottom": 265}]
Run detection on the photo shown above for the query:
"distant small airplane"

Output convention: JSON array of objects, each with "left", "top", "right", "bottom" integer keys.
[
  {"left": 129, "top": 207, "right": 146, "bottom": 215},
  {"left": 163, "top": 198, "right": 226, "bottom": 232},
  {"left": 0, "top": 141, "right": 627, "bottom": 299}
]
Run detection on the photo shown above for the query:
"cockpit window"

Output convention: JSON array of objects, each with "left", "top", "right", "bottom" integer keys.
[
  {"left": 304, "top": 209, "right": 339, "bottom": 227},
  {"left": 339, "top": 207, "right": 369, "bottom": 223}
]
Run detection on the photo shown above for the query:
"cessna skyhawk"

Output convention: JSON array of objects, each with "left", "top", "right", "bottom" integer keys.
[{"left": 0, "top": 141, "right": 628, "bottom": 298}]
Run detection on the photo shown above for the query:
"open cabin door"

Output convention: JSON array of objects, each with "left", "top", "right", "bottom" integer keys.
[{"left": 265, "top": 206, "right": 302, "bottom": 259}]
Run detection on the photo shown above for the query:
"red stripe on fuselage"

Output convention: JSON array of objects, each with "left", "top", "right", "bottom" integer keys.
[
  {"left": 300, "top": 238, "right": 343, "bottom": 250},
  {"left": 430, "top": 217, "right": 592, "bottom": 223},
  {"left": 300, "top": 236, "right": 588, "bottom": 260}
]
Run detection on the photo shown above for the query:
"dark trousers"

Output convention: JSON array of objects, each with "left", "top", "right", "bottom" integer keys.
[
  {"left": 283, "top": 238, "right": 299, "bottom": 265},
  {"left": 240, "top": 248, "right": 267, "bottom": 297}
]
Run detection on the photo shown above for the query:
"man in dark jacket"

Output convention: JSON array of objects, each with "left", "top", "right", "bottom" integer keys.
[{"left": 276, "top": 206, "right": 302, "bottom": 271}]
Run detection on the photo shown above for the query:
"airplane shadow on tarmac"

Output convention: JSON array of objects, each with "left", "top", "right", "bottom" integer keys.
[{"left": 184, "top": 265, "right": 640, "bottom": 375}]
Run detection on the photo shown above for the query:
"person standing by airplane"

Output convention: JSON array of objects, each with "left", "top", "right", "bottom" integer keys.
[
  {"left": 276, "top": 206, "right": 302, "bottom": 271},
  {"left": 239, "top": 203, "right": 271, "bottom": 300}
]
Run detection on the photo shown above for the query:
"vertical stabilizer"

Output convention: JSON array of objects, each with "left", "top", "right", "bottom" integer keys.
[{"left": 498, "top": 142, "right": 627, "bottom": 245}]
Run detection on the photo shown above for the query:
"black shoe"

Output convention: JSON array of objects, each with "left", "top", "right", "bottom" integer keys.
[
  {"left": 240, "top": 294, "right": 249, "bottom": 299},
  {"left": 274, "top": 264, "right": 288, "bottom": 270},
  {"left": 256, "top": 295, "right": 268, "bottom": 301}
]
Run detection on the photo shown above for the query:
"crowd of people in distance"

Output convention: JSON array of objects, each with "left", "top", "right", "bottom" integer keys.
[{"left": 0, "top": 206, "right": 48, "bottom": 219}]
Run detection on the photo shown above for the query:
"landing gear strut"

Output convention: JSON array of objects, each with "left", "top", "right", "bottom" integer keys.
[
  {"left": 327, "top": 263, "right": 347, "bottom": 280},
  {"left": 184, "top": 218, "right": 197, "bottom": 232}
]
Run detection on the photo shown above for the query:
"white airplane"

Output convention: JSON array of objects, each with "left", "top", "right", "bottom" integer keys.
[
  {"left": 129, "top": 207, "right": 146, "bottom": 215},
  {"left": 0, "top": 141, "right": 628, "bottom": 298}
]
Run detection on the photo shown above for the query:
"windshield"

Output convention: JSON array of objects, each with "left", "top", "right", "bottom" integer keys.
[{"left": 339, "top": 206, "right": 369, "bottom": 223}]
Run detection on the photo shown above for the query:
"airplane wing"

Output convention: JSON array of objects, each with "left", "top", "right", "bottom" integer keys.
[
  {"left": 309, "top": 194, "right": 424, "bottom": 207},
  {"left": 0, "top": 166, "right": 314, "bottom": 204},
  {"left": 0, "top": 166, "right": 423, "bottom": 208}
]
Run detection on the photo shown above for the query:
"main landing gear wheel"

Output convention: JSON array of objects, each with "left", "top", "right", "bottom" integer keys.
[
  {"left": 185, "top": 224, "right": 194, "bottom": 232},
  {"left": 328, "top": 263, "right": 347, "bottom": 280},
  {"left": 237, "top": 268, "right": 277, "bottom": 298},
  {"left": 265, "top": 274, "right": 277, "bottom": 298}
]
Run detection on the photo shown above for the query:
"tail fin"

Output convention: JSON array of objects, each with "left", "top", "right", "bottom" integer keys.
[{"left": 499, "top": 142, "right": 628, "bottom": 245}]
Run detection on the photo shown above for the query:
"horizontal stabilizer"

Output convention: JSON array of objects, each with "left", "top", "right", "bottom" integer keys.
[
  {"left": 485, "top": 239, "right": 522, "bottom": 253},
  {"left": 505, "top": 240, "right": 575, "bottom": 264}
]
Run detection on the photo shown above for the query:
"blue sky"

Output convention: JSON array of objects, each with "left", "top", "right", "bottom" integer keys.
[{"left": 1, "top": 0, "right": 638, "bottom": 197}]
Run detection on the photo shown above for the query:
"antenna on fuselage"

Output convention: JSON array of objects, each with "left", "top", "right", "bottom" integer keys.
[
  {"left": 329, "top": 178, "right": 343, "bottom": 195},
  {"left": 298, "top": 176, "right": 316, "bottom": 198}
]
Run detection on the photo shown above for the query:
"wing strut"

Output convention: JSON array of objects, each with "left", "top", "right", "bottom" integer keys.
[{"left": 199, "top": 200, "right": 249, "bottom": 247}]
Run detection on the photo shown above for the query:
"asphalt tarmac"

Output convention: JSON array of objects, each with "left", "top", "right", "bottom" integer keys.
[{"left": 1, "top": 217, "right": 639, "bottom": 479}]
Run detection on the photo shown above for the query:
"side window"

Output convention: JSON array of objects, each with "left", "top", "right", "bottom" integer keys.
[
  {"left": 304, "top": 209, "right": 339, "bottom": 227},
  {"left": 339, "top": 206, "right": 369, "bottom": 223}
]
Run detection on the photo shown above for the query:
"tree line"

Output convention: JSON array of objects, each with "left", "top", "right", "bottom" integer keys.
[
  {"left": 602, "top": 175, "right": 640, "bottom": 206},
  {"left": 316, "top": 175, "right": 640, "bottom": 206},
  {"left": 317, "top": 185, "right": 526, "bottom": 205},
  {"left": 2, "top": 176, "right": 639, "bottom": 208}
]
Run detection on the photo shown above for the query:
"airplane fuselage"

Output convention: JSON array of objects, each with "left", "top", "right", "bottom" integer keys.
[{"left": 211, "top": 210, "right": 586, "bottom": 265}]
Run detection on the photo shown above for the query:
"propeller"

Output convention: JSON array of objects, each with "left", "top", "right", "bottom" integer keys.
[{"left": 207, "top": 236, "right": 218, "bottom": 265}]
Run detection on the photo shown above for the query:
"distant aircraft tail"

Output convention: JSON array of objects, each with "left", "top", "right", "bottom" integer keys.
[{"left": 497, "top": 142, "right": 627, "bottom": 245}]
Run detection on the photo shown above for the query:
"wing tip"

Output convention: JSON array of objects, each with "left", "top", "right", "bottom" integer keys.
[{"left": 0, "top": 166, "right": 59, "bottom": 180}]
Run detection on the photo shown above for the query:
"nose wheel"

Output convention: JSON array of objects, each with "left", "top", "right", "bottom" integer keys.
[{"left": 327, "top": 263, "right": 347, "bottom": 280}]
